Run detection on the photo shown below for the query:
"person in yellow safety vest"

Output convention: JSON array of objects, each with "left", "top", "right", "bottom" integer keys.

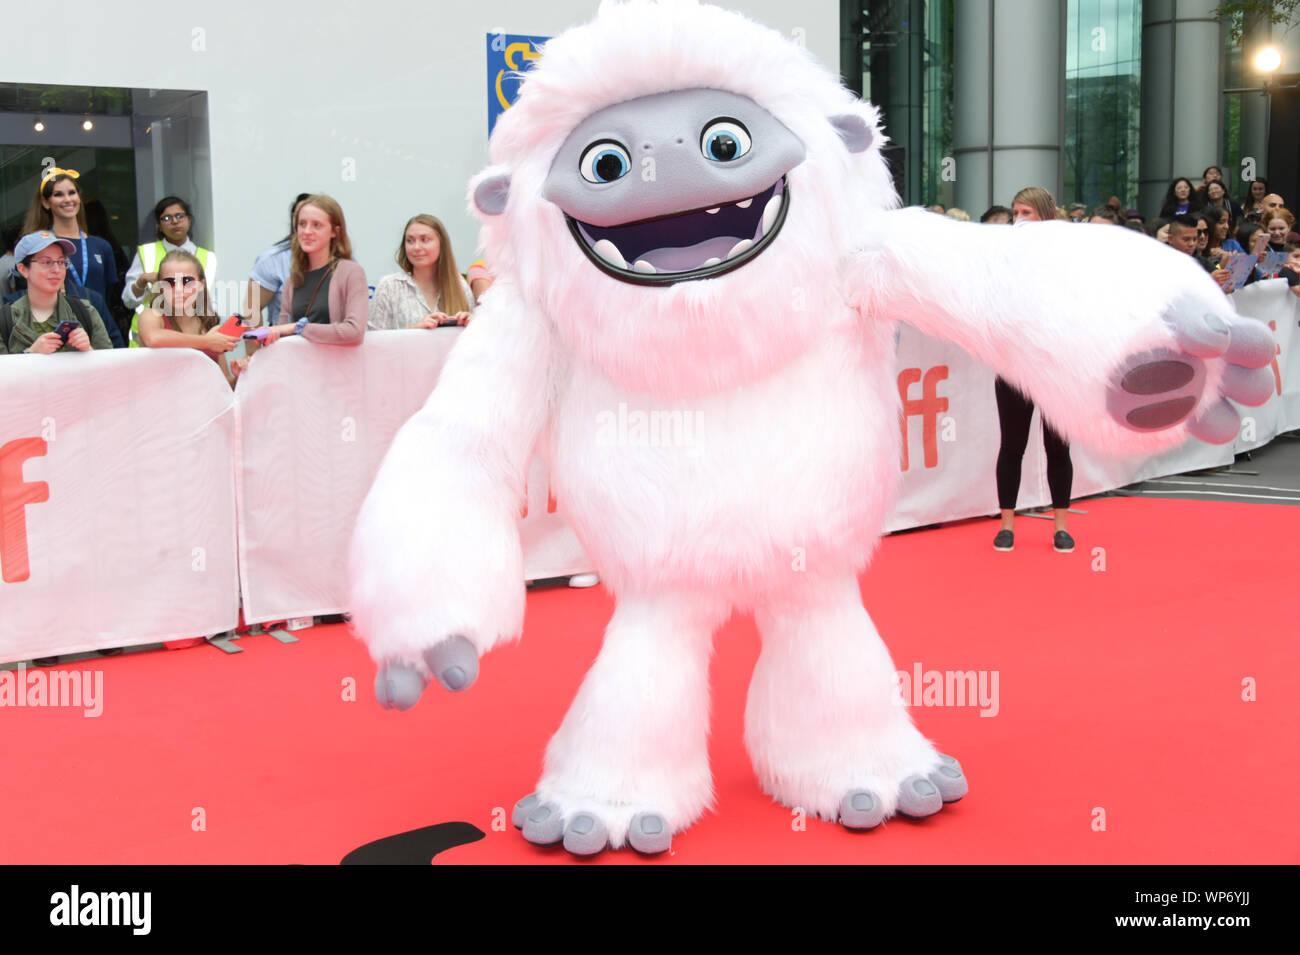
[{"left": 121, "top": 196, "right": 218, "bottom": 346}]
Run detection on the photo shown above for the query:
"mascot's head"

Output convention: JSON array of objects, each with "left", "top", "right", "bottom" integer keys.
[{"left": 471, "top": 0, "right": 897, "bottom": 397}]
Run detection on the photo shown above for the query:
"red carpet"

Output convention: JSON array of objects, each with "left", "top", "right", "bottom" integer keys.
[{"left": 2, "top": 497, "right": 1296, "bottom": 864}]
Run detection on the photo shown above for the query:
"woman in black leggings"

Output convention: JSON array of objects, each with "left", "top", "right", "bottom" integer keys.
[{"left": 993, "top": 187, "right": 1074, "bottom": 553}]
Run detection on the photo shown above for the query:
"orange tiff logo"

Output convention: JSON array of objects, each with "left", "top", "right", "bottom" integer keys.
[
  {"left": 898, "top": 366, "right": 950, "bottom": 471},
  {"left": 1, "top": 437, "right": 49, "bottom": 583}
]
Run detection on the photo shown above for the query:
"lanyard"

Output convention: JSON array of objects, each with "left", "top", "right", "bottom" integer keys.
[{"left": 68, "top": 232, "right": 89, "bottom": 288}]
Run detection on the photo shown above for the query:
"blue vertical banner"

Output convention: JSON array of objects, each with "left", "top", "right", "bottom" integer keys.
[{"left": 487, "top": 33, "right": 549, "bottom": 135}]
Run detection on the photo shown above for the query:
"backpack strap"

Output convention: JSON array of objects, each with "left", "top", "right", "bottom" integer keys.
[
  {"left": 64, "top": 293, "right": 92, "bottom": 329},
  {"left": 0, "top": 300, "right": 12, "bottom": 352}
]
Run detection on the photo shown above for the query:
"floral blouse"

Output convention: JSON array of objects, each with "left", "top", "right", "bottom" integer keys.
[{"left": 367, "top": 271, "right": 474, "bottom": 330}]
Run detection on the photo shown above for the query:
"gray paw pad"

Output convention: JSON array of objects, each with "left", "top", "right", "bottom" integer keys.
[
  {"left": 1126, "top": 396, "right": 1198, "bottom": 429},
  {"left": 839, "top": 790, "right": 885, "bottom": 830},
  {"left": 896, "top": 775, "right": 942, "bottom": 818},
  {"left": 627, "top": 812, "right": 671, "bottom": 854},
  {"left": 928, "top": 754, "right": 968, "bottom": 803},
  {"left": 521, "top": 802, "right": 565, "bottom": 845},
  {"left": 1108, "top": 348, "right": 1205, "bottom": 432},
  {"left": 512, "top": 793, "right": 539, "bottom": 829},
  {"left": 563, "top": 813, "right": 609, "bottom": 856},
  {"left": 422, "top": 634, "right": 479, "bottom": 693},
  {"left": 1121, "top": 360, "right": 1195, "bottom": 395},
  {"left": 373, "top": 661, "right": 428, "bottom": 710}
]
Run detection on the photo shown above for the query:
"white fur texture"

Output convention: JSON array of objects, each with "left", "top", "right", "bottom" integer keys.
[{"left": 351, "top": 0, "right": 1224, "bottom": 847}]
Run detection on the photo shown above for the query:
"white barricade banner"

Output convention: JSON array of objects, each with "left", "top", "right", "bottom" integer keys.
[
  {"left": 234, "top": 331, "right": 591, "bottom": 625},
  {"left": 1230, "top": 280, "right": 1298, "bottom": 451},
  {"left": 0, "top": 350, "right": 238, "bottom": 663}
]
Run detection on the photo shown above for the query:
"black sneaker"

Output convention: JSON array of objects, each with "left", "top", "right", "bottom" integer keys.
[
  {"left": 993, "top": 530, "right": 1014, "bottom": 551},
  {"left": 1054, "top": 530, "right": 1075, "bottom": 553}
]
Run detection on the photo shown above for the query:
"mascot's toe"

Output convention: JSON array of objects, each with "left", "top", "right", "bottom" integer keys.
[
  {"left": 512, "top": 793, "right": 541, "bottom": 828},
  {"left": 422, "top": 634, "right": 479, "bottom": 692},
  {"left": 626, "top": 813, "right": 671, "bottom": 855},
  {"left": 928, "top": 753, "right": 968, "bottom": 802},
  {"left": 373, "top": 660, "right": 428, "bottom": 711},
  {"left": 895, "top": 775, "right": 944, "bottom": 818},
  {"left": 521, "top": 801, "right": 566, "bottom": 845},
  {"left": 838, "top": 790, "right": 885, "bottom": 830},
  {"left": 562, "top": 813, "right": 609, "bottom": 856}
]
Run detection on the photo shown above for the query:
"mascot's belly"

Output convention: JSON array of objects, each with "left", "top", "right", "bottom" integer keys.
[{"left": 550, "top": 312, "right": 901, "bottom": 595}]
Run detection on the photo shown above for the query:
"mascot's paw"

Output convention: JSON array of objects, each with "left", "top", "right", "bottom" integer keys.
[
  {"left": 1108, "top": 310, "right": 1274, "bottom": 442},
  {"left": 373, "top": 635, "right": 479, "bottom": 710},
  {"left": 838, "top": 754, "right": 968, "bottom": 831},
  {"left": 511, "top": 792, "right": 673, "bottom": 856}
]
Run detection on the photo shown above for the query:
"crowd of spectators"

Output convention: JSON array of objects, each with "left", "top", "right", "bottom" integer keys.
[
  {"left": 0, "top": 169, "right": 490, "bottom": 371},
  {"left": 944, "top": 165, "right": 1300, "bottom": 300}
]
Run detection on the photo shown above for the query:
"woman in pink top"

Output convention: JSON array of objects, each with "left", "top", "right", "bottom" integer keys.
[{"left": 260, "top": 195, "right": 368, "bottom": 345}]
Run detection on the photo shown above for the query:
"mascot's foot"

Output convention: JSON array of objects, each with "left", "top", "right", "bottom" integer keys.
[
  {"left": 838, "top": 754, "right": 968, "bottom": 831},
  {"left": 512, "top": 792, "right": 672, "bottom": 856}
]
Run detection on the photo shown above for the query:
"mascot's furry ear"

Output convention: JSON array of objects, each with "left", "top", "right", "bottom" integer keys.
[
  {"left": 472, "top": 168, "right": 512, "bottom": 217},
  {"left": 829, "top": 114, "right": 874, "bottom": 153}
]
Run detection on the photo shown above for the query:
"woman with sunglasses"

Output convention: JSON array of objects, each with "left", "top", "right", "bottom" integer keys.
[
  {"left": 122, "top": 197, "right": 218, "bottom": 345},
  {"left": 137, "top": 250, "right": 240, "bottom": 382}
]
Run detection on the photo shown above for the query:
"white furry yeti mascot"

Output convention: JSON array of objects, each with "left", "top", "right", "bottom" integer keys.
[{"left": 349, "top": 0, "right": 1273, "bottom": 855}]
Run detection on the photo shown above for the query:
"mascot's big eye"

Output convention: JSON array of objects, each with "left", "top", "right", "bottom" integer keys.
[
  {"left": 580, "top": 141, "right": 631, "bottom": 183},
  {"left": 700, "top": 119, "right": 751, "bottom": 162}
]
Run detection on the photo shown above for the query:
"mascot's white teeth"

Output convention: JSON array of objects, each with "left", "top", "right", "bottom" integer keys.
[
  {"left": 726, "top": 239, "right": 753, "bottom": 260},
  {"left": 593, "top": 239, "right": 628, "bottom": 269},
  {"left": 761, "top": 196, "right": 781, "bottom": 234},
  {"left": 633, "top": 259, "right": 656, "bottom": 273},
  {"left": 706, "top": 207, "right": 721, "bottom": 215},
  {"left": 736, "top": 198, "right": 753, "bottom": 209}
]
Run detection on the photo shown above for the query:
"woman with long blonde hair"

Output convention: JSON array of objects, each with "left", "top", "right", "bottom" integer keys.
[
  {"left": 369, "top": 214, "right": 474, "bottom": 330},
  {"left": 993, "top": 186, "right": 1075, "bottom": 554},
  {"left": 259, "top": 194, "right": 367, "bottom": 346}
]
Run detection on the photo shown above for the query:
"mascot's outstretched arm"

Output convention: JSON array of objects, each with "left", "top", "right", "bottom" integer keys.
[
  {"left": 348, "top": 284, "right": 557, "bottom": 709},
  {"left": 847, "top": 208, "right": 1276, "bottom": 449}
]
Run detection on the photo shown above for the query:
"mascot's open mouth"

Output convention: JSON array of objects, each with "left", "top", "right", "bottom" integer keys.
[{"left": 566, "top": 177, "right": 789, "bottom": 286}]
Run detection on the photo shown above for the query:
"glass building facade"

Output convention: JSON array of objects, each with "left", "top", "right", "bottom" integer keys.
[
  {"left": 1064, "top": 0, "right": 1143, "bottom": 209},
  {"left": 843, "top": 0, "right": 955, "bottom": 208},
  {"left": 841, "top": 0, "right": 1279, "bottom": 215}
]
